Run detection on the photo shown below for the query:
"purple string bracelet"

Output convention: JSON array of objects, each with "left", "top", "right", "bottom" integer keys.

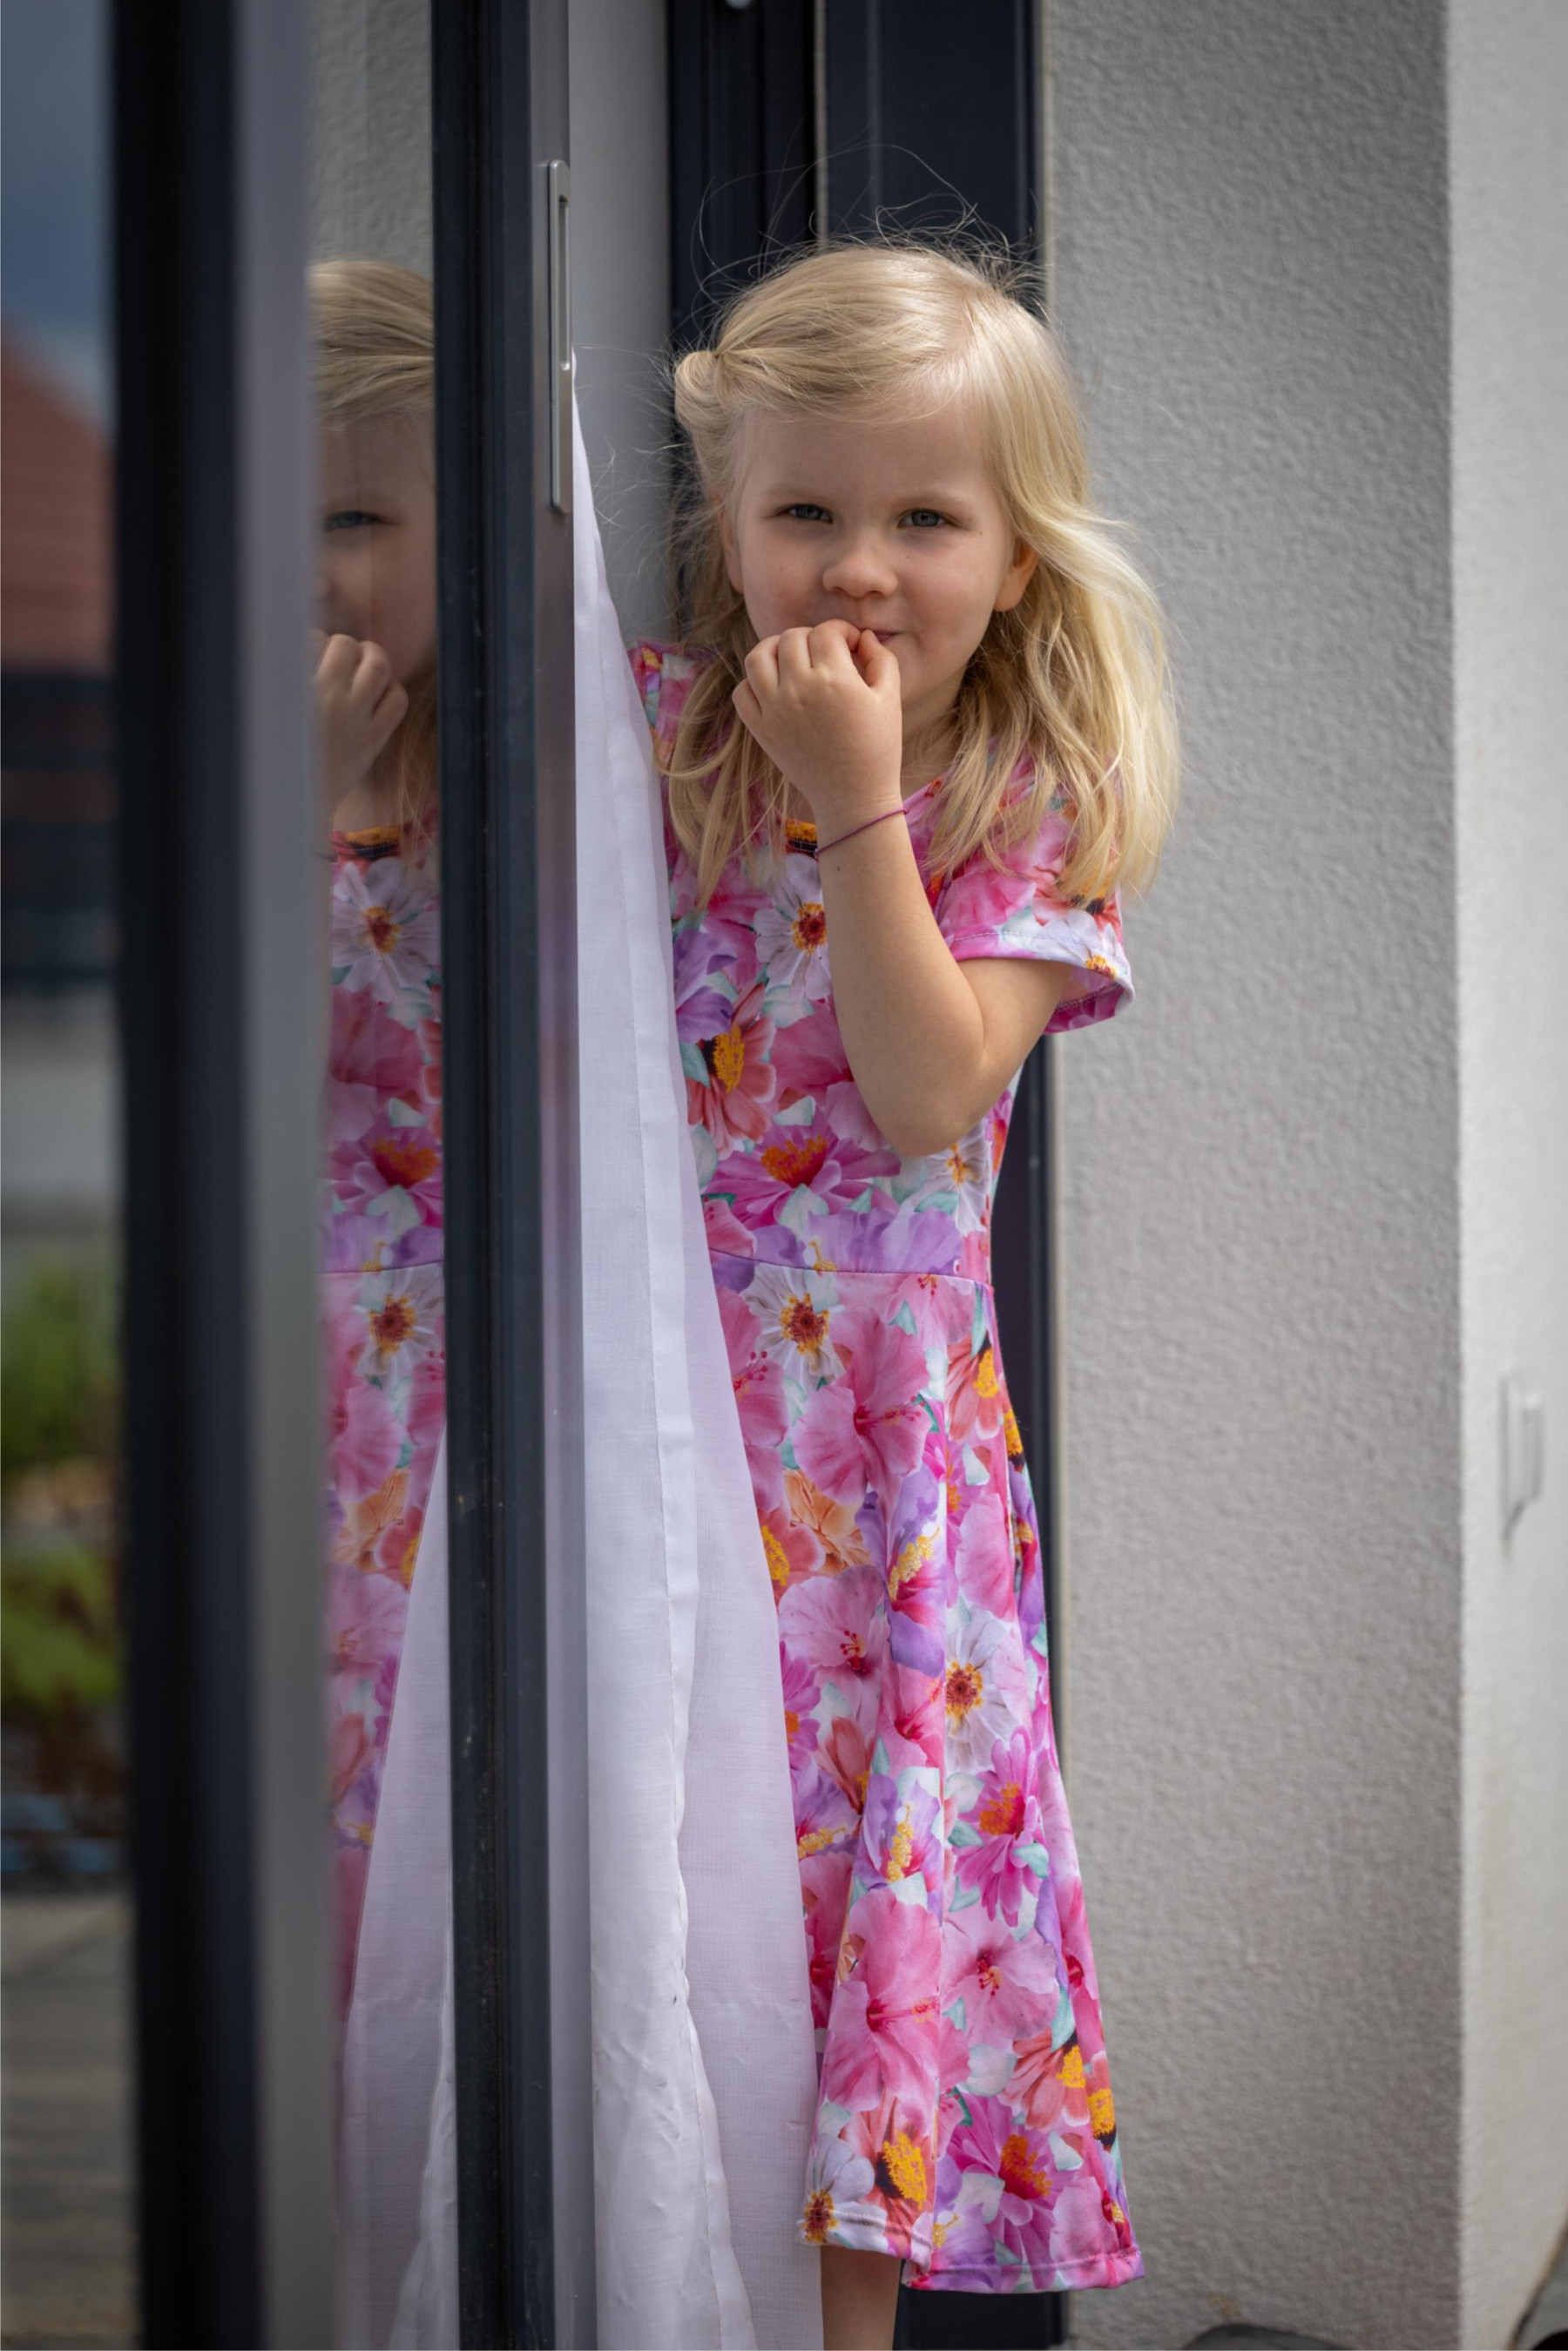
[{"left": 816, "top": 802, "right": 909, "bottom": 856}]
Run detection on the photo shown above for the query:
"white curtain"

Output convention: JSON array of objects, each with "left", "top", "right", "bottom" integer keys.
[{"left": 335, "top": 388, "right": 820, "bottom": 2351}]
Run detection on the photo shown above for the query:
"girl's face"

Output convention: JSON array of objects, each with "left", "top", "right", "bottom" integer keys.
[
  {"left": 316, "top": 414, "right": 437, "bottom": 683},
  {"left": 720, "top": 403, "right": 1037, "bottom": 755}
]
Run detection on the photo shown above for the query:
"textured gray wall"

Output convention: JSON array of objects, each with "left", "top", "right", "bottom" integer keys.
[
  {"left": 310, "top": 0, "right": 430, "bottom": 273},
  {"left": 1048, "top": 7, "right": 1464, "bottom": 2344},
  {"left": 1450, "top": 3, "right": 1568, "bottom": 2341},
  {"left": 569, "top": 0, "right": 672, "bottom": 645}
]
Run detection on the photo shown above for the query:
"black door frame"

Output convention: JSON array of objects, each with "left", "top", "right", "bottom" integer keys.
[{"left": 116, "top": 2, "right": 333, "bottom": 2343}]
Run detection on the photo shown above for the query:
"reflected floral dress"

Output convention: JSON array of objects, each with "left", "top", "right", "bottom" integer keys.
[
  {"left": 321, "top": 818, "right": 444, "bottom": 2015},
  {"left": 634, "top": 642, "right": 1142, "bottom": 2295}
]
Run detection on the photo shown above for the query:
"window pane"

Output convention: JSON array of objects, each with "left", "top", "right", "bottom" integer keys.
[{"left": 0, "top": 3, "right": 132, "bottom": 2346}]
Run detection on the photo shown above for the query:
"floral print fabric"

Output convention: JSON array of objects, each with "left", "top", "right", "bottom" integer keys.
[
  {"left": 322, "top": 822, "right": 444, "bottom": 2014},
  {"left": 635, "top": 640, "right": 1141, "bottom": 2294}
]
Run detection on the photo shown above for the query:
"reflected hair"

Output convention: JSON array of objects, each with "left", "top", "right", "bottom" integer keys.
[
  {"left": 310, "top": 258, "right": 438, "bottom": 836},
  {"left": 664, "top": 237, "right": 1179, "bottom": 908}
]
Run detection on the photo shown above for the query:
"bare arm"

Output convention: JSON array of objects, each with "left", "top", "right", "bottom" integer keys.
[{"left": 733, "top": 622, "right": 1070, "bottom": 1159}]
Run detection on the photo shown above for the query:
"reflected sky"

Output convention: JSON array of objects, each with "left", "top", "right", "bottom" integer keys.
[{"left": 1, "top": 0, "right": 110, "bottom": 422}]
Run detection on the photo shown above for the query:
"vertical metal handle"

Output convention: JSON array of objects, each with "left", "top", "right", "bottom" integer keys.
[{"left": 547, "top": 159, "right": 571, "bottom": 513}]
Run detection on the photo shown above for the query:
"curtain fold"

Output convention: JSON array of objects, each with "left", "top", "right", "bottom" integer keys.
[{"left": 334, "top": 387, "right": 819, "bottom": 2351}]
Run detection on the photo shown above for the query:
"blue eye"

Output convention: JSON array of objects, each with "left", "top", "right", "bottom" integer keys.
[
  {"left": 903, "top": 509, "right": 948, "bottom": 529},
  {"left": 325, "top": 509, "right": 380, "bottom": 531},
  {"left": 781, "top": 503, "right": 828, "bottom": 523}
]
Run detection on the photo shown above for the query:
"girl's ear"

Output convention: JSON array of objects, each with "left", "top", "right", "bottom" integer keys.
[
  {"left": 994, "top": 537, "right": 1039, "bottom": 615},
  {"left": 718, "top": 502, "right": 743, "bottom": 595}
]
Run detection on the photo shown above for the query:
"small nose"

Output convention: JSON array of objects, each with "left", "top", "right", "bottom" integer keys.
[{"left": 821, "top": 530, "right": 897, "bottom": 602}]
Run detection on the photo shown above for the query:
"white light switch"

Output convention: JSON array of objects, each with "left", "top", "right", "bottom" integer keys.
[{"left": 1501, "top": 1372, "right": 1545, "bottom": 1537}]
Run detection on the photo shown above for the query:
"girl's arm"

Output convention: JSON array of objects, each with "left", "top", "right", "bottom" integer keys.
[{"left": 733, "top": 622, "right": 1071, "bottom": 1159}]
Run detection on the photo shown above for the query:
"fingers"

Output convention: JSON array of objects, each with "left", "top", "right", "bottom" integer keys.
[
  {"left": 853, "top": 628, "right": 899, "bottom": 689},
  {"left": 314, "top": 631, "right": 360, "bottom": 685},
  {"left": 744, "top": 635, "right": 781, "bottom": 695},
  {"left": 732, "top": 678, "right": 762, "bottom": 734},
  {"left": 352, "top": 639, "right": 394, "bottom": 712}
]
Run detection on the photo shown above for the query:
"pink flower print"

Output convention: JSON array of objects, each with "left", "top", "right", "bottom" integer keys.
[
  {"left": 329, "top": 1370, "right": 403, "bottom": 1506},
  {"left": 329, "top": 1110, "right": 443, "bottom": 1224},
  {"left": 747, "top": 1261, "right": 840, "bottom": 1379},
  {"left": 716, "top": 1285, "right": 788, "bottom": 1510},
  {"left": 760, "top": 1498, "right": 825, "bottom": 1607},
  {"left": 821, "top": 1887, "right": 941, "bottom": 2112},
  {"left": 947, "top": 1328, "right": 1006, "bottom": 1447},
  {"left": 332, "top": 857, "right": 441, "bottom": 1005},
  {"left": 943, "top": 1903, "right": 1058, "bottom": 2043},
  {"left": 754, "top": 855, "right": 831, "bottom": 1002},
  {"left": 778, "top": 1565, "right": 884, "bottom": 1693},
  {"left": 943, "top": 1604, "right": 1030, "bottom": 1772},
  {"left": 953, "top": 1487, "right": 1016, "bottom": 1618},
  {"left": 377, "top": 1496, "right": 425, "bottom": 1589},
  {"left": 770, "top": 1000, "right": 884, "bottom": 1148},
  {"left": 793, "top": 1307, "right": 929, "bottom": 1511},
  {"left": 1047, "top": 2162, "right": 1134, "bottom": 2274},
  {"left": 821, "top": 1715, "right": 872, "bottom": 1816},
  {"left": 1011, "top": 2030, "right": 1093, "bottom": 2140},
  {"left": 926, "top": 1127, "right": 990, "bottom": 1236},
  {"left": 843, "top": 2092, "right": 936, "bottom": 2247},
  {"left": 783, "top": 1469, "right": 872, "bottom": 1573},
  {"left": 945, "top": 2099, "right": 1058, "bottom": 2272},
  {"left": 801, "top": 1847, "right": 854, "bottom": 2029},
  {"left": 1042, "top": 1866, "right": 1098, "bottom": 2008},
  {"left": 862, "top": 1776, "right": 943, "bottom": 1911},
  {"left": 887, "top": 1517, "right": 944, "bottom": 1636},
  {"left": 686, "top": 978, "right": 777, "bottom": 1151},
  {"left": 883, "top": 1666, "right": 945, "bottom": 1771},
  {"left": 794, "top": 1762, "right": 861, "bottom": 1867},
  {"left": 405, "top": 1355, "right": 446, "bottom": 1454},
  {"left": 354, "top": 1262, "right": 444, "bottom": 1383},
  {"left": 702, "top": 1195, "right": 754, "bottom": 1259},
  {"left": 329, "top": 979, "right": 425, "bottom": 1104},
  {"left": 328, "top": 1562, "right": 409, "bottom": 1677},
  {"left": 779, "top": 1645, "right": 821, "bottom": 1766},
  {"left": 330, "top": 1706, "right": 376, "bottom": 1807},
  {"left": 715, "top": 1117, "right": 898, "bottom": 1228},
  {"left": 956, "top": 1728, "right": 1043, "bottom": 1925}
]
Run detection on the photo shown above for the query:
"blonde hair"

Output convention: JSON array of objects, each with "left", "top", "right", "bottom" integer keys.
[
  {"left": 665, "top": 238, "right": 1178, "bottom": 907},
  {"left": 309, "top": 258, "right": 438, "bottom": 836}
]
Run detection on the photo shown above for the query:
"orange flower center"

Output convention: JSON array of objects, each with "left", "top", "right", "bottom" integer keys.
[
  {"left": 889, "top": 1532, "right": 932, "bottom": 1599},
  {"left": 1088, "top": 2086, "right": 1117, "bottom": 2139},
  {"left": 708, "top": 1025, "right": 746, "bottom": 1092},
  {"left": 759, "top": 1132, "right": 831, "bottom": 1189},
  {"left": 1058, "top": 2043, "right": 1086, "bottom": 2091},
  {"left": 368, "top": 1294, "right": 416, "bottom": 1351},
  {"left": 779, "top": 1293, "right": 830, "bottom": 1351},
  {"left": 945, "top": 1659, "right": 983, "bottom": 1719},
  {"left": 791, "top": 901, "right": 827, "bottom": 951},
  {"left": 363, "top": 904, "right": 401, "bottom": 954},
  {"left": 761, "top": 1523, "right": 791, "bottom": 1593},
  {"left": 875, "top": 2131, "right": 928, "bottom": 2205},
  {"left": 1003, "top": 1406, "right": 1024, "bottom": 1457},
  {"left": 802, "top": 2189, "right": 835, "bottom": 2243},
  {"left": 370, "top": 1134, "right": 439, "bottom": 1190},
  {"left": 974, "top": 1343, "right": 999, "bottom": 1399},
  {"left": 978, "top": 1779, "right": 1025, "bottom": 1838},
  {"left": 997, "top": 2132, "right": 1051, "bottom": 2203},
  {"left": 886, "top": 1810, "right": 915, "bottom": 1881}
]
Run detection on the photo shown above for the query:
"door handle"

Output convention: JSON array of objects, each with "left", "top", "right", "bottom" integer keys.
[{"left": 547, "top": 159, "right": 571, "bottom": 514}]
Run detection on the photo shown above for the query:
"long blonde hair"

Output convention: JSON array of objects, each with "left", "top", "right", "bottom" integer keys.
[
  {"left": 309, "top": 257, "right": 437, "bottom": 836},
  {"left": 665, "top": 238, "right": 1178, "bottom": 907}
]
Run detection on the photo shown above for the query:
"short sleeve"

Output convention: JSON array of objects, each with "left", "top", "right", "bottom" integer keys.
[{"left": 933, "top": 788, "right": 1132, "bottom": 1035}]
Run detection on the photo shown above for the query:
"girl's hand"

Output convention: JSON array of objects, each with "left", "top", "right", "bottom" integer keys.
[
  {"left": 314, "top": 629, "right": 409, "bottom": 812},
  {"left": 732, "top": 621, "right": 903, "bottom": 832}
]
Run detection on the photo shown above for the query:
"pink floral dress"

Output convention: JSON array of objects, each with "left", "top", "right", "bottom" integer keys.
[
  {"left": 634, "top": 642, "right": 1142, "bottom": 2296},
  {"left": 322, "top": 820, "right": 445, "bottom": 2015}
]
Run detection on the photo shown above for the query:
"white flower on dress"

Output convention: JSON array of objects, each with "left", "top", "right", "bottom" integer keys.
[
  {"left": 748, "top": 1262, "right": 841, "bottom": 1380},
  {"left": 332, "top": 859, "right": 441, "bottom": 1006},
  {"left": 354, "top": 1262, "right": 444, "bottom": 1383},
  {"left": 755, "top": 855, "right": 831, "bottom": 1004},
  {"left": 943, "top": 1603, "right": 1031, "bottom": 1773}
]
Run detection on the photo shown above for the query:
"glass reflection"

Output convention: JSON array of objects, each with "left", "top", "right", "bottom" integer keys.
[
  {"left": 1, "top": 1, "right": 132, "bottom": 2344},
  {"left": 313, "top": 260, "right": 443, "bottom": 2023}
]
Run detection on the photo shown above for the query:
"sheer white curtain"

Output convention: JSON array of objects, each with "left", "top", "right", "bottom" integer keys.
[{"left": 335, "top": 390, "right": 819, "bottom": 2351}]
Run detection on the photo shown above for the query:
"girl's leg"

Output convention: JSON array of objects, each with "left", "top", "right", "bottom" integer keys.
[{"left": 820, "top": 2245, "right": 902, "bottom": 2351}]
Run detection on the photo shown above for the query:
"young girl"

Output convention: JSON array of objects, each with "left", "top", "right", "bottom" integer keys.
[
  {"left": 310, "top": 259, "right": 445, "bottom": 2018},
  {"left": 633, "top": 240, "right": 1175, "bottom": 2348}
]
